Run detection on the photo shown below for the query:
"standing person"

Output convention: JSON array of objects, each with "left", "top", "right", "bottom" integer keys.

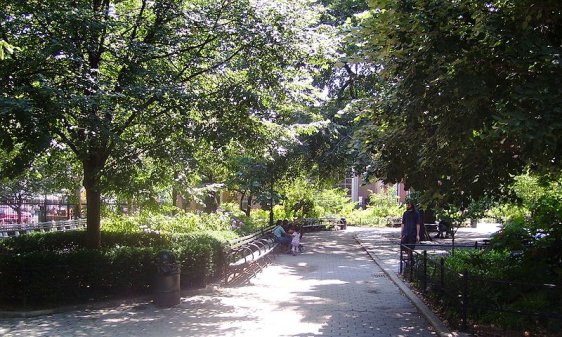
[
  {"left": 290, "top": 226, "right": 302, "bottom": 256},
  {"left": 401, "top": 201, "right": 422, "bottom": 259}
]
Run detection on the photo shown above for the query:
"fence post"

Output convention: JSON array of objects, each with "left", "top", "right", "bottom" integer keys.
[
  {"left": 423, "top": 250, "right": 427, "bottom": 292},
  {"left": 400, "top": 244, "right": 404, "bottom": 274},
  {"left": 461, "top": 269, "right": 469, "bottom": 331},
  {"left": 440, "top": 257, "right": 445, "bottom": 294},
  {"left": 21, "top": 259, "right": 28, "bottom": 310},
  {"left": 409, "top": 249, "right": 414, "bottom": 282}
]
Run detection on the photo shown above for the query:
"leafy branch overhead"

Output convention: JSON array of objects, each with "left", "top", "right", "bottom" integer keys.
[
  {"left": 0, "top": 0, "right": 330, "bottom": 247},
  {"left": 350, "top": 0, "right": 561, "bottom": 206}
]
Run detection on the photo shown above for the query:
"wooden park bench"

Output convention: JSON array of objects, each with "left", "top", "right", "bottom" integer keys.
[
  {"left": 299, "top": 218, "right": 326, "bottom": 231},
  {"left": 386, "top": 216, "right": 402, "bottom": 228},
  {"left": 299, "top": 217, "right": 347, "bottom": 231},
  {"left": 223, "top": 225, "right": 278, "bottom": 285}
]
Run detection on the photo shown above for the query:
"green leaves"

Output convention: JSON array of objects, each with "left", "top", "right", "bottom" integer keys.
[
  {"left": 347, "top": 0, "right": 562, "bottom": 207},
  {"left": 0, "top": 0, "right": 339, "bottom": 246}
]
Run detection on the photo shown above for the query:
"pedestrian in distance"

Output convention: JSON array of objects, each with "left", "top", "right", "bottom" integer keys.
[{"left": 401, "top": 201, "right": 422, "bottom": 261}]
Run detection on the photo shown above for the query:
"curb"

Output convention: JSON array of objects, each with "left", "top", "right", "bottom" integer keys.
[{"left": 355, "top": 235, "right": 471, "bottom": 337}]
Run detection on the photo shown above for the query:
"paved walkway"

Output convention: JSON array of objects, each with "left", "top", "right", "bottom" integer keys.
[{"left": 0, "top": 225, "right": 499, "bottom": 337}]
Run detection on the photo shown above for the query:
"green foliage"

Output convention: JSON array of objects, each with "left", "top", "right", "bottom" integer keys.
[
  {"left": 367, "top": 187, "right": 402, "bottom": 217},
  {"left": 102, "top": 210, "right": 238, "bottom": 234},
  {"left": 489, "top": 221, "right": 532, "bottom": 252},
  {"left": 438, "top": 173, "right": 562, "bottom": 332},
  {"left": 529, "top": 192, "right": 562, "bottom": 231},
  {"left": 0, "top": 245, "right": 157, "bottom": 308},
  {"left": 0, "top": 40, "right": 18, "bottom": 60},
  {"left": 343, "top": 208, "right": 388, "bottom": 226},
  {"left": 350, "top": 0, "right": 562, "bottom": 207},
  {"left": 440, "top": 249, "right": 560, "bottom": 332},
  {"left": 488, "top": 174, "right": 562, "bottom": 280},
  {"left": 445, "top": 249, "right": 513, "bottom": 279},
  {"left": 339, "top": 187, "right": 402, "bottom": 226},
  {"left": 280, "top": 178, "right": 320, "bottom": 219},
  {"left": 0, "top": 230, "right": 169, "bottom": 253},
  {"left": 486, "top": 203, "right": 527, "bottom": 225},
  {"left": 0, "top": 230, "right": 229, "bottom": 309},
  {"left": 250, "top": 208, "right": 274, "bottom": 227},
  {"left": 217, "top": 202, "right": 265, "bottom": 234},
  {"left": 102, "top": 214, "right": 145, "bottom": 233},
  {"left": 1, "top": 0, "right": 332, "bottom": 247},
  {"left": 315, "top": 188, "right": 354, "bottom": 216},
  {"left": 170, "top": 232, "right": 227, "bottom": 288}
]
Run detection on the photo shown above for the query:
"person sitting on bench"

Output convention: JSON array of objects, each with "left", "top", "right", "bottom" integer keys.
[
  {"left": 272, "top": 220, "right": 292, "bottom": 252},
  {"left": 435, "top": 219, "right": 452, "bottom": 239}
]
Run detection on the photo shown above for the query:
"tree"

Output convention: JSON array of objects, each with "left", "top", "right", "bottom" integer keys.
[
  {"left": 226, "top": 155, "right": 270, "bottom": 217},
  {"left": 0, "top": 0, "right": 319, "bottom": 248},
  {"left": 304, "top": 0, "right": 377, "bottom": 182},
  {"left": 349, "top": 0, "right": 562, "bottom": 207}
]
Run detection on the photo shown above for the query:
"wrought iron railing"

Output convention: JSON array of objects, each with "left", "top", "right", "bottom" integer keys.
[{"left": 400, "top": 244, "right": 561, "bottom": 334}]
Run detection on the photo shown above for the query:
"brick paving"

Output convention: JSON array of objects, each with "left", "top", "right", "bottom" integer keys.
[{"left": 0, "top": 226, "right": 498, "bottom": 337}]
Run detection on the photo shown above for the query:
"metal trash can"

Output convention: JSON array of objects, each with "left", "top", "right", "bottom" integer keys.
[{"left": 154, "top": 250, "right": 180, "bottom": 307}]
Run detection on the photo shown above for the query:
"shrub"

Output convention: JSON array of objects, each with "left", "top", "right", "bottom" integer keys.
[
  {"left": 0, "top": 231, "right": 168, "bottom": 253},
  {"left": 315, "top": 188, "right": 354, "bottom": 216},
  {"left": 102, "top": 210, "right": 240, "bottom": 234},
  {"left": 343, "top": 208, "right": 390, "bottom": 227},
  {"left": 170, "top": 232, "right": 227, "bottom": 288},
  {"left": 444, "top": 249, "right": 513, "bottom": 278},
  {"left": 0, "top": 230, "right": 230, "bottom": 310},
  {"left": 485, "top": 203, "right": 527, "bottom": 225},
  {"left": 489, "top": 221, "right": 532, "bottom": 251},
  {"left": 0, "top": 246, "right": 157, "bottom": 308},
  {"left": 438, "top": 249, "right": 560, "bottom": 332}
]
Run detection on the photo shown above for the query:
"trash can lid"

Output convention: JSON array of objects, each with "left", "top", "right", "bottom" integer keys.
[{"left": 157, "top": 249, "right": 176, "bottom": 263}]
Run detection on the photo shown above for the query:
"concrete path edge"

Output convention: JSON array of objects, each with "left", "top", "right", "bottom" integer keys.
[{"left": 354, "top": 235, "right": 470, "bottom": 337}]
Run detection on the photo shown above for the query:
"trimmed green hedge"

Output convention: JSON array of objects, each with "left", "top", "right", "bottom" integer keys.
[{"left": 0, "top": 231, "right": 228, "bottom": 310}]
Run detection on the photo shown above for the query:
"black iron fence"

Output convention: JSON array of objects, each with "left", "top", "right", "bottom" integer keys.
[
  {"left": 0, "top": 219, "right": 87, "bottom": 238},
  {"left": 0, "top": 201, "right": 80, "bottom": 225},
  {"left": 0, "top": 200, "right": 137, "bottom": 226},
  {"left": 400, "top": 244, "right": 562, "bottom": 334}
]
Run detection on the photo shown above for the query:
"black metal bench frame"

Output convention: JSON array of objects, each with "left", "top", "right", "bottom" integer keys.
[{"left": 224, "top": 225, "right": 278, "bottom": 285}]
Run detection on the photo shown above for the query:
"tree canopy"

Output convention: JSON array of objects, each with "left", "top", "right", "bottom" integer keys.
[
  {"left": 2, "top": 0, "right": 560, "bottom": 237},
  {"left": 0, "top": 0, "right": 332, "bottom": 247},
  {"left": 350, "top": 0, "right": 561, "bottom": 206}
]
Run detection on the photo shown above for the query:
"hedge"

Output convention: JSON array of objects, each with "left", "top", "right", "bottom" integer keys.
[{"left": 0, "top": 231, "right": 227, "bottom": 310}]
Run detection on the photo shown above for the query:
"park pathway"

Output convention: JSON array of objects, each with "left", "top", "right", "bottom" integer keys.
[{"left": 0, "top": 228, "right": 443, "bottom": 337}]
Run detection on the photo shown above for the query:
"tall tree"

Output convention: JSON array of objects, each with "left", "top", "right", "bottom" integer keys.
[
  {"left": 350, "top": 0, "right": 561, "bottom": 206},
  {"left": 0, "top": 0, "right": 314, "bottom": 248}
]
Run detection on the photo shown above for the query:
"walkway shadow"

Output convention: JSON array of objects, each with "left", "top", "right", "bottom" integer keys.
[{"left": 2, "top": 228, "right": 436, "bottom": 337}]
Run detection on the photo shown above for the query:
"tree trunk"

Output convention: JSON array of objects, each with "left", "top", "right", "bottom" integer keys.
[
  {"left": 74, "top": 186, "right": 82, "bottom": 219},
  {"left": 269, "top": 174, "right": 274, "bottom": 226},
  {"left": 204, "top": 191, "right": 219, "bottom": 213},
  {"left": 239, "top": 191, "right": 251, "bottom": 217},
  {"left": 83, "top": 162, "right": 103, "bottom": 249},
  {"left": 245, "top": 195, "right": 252, "bottom": 217},
  {"left": 85, "top": 186, "right": 101, "bottom": 249},
  {"left": 172, "top": 187, "right": 178, "bottom": 209}
]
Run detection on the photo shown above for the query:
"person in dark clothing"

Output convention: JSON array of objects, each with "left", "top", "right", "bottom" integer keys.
[
  {"left": 435, "top": 219, "right": 452, "bottom": 239},
  {"left": 401, "top": 201, "right": 422, "bottom": 260}
]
